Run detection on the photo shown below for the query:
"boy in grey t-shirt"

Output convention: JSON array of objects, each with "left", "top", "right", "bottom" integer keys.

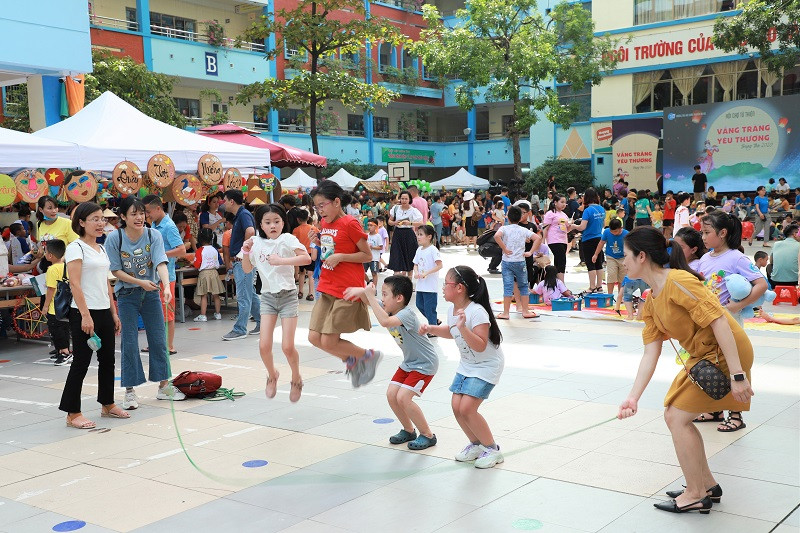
[{"left": 344, "top": 275, "right": 438, "bottom": 451}]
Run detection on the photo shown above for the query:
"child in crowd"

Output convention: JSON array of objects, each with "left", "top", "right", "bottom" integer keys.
[
  {"left": 222, "top": 212, "right": 235, "bottom": 269},
  {"left": 690, "top": 202, "right": 706, "bottom": 230},
  {"left": 662, "top": 190, "right": 676, "bottom": 238},
  {"left": 241, "top": 204, "right": 311, "bottom": 402},
  {"left": 492, "top": 201, "right": 506, "bottom": 229},
  {"left": 592, "top": 218, "right": 627, "bottom": 295},
  {"left": 41, "top": 239, "right": 72, "bottom": 366},
  {"left": 534, "top": 265, "right": 573, "bottom": 304},
  {"left": 8, "top": 223, "right": 31, "bottom": 265},
  {"left": 673, "top": 227, "right": 706, "bottom": 271},
  {"left": 616, "top": 275, "right": 649, "bottom": 320},
  {"left": 192, "top": 229, "right": 224, "bottom": 322},
  {"left": 365, "top": 219, "right": 383, "bottom": 287},
  {"left": 651, "top": 202, "right": 663, "bottom": 230},
  {"left": 441, "top": 209, "right": 452, "bottom": 246},
  {"left": 419, "top": 265, "right": 505, "bottom": 469},
  {"left": 494, "top": 206, "right": 539, "bottom": 319},
  {"left": 742, "top": 216, "right": 755, "bottom": 246},
  {"left": 292, "top": 209, "right": 316, "bottom": 301},
  {"left": 345, "top": 276, "right": 439, "bottom": 450},
  {"left": 413, "top": 224, "right": 443, "bottom": 327},
  {"left": 672, "top": 192, "right": 692, "bottom": 236},
  {"left": 377, "top": 216, "right": 389, "bottom": 271},
  {"left": 477, "top": 205, "right": 487, "bottom": 236},
  {"left": 753, "top": 250, "right": 769, "bottom": 272}
]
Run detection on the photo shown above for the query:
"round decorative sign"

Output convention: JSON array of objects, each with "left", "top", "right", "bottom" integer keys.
[
  {"left": 14, "top": 170, "right": 48, "bottom": 203},
  {"left": 197, "top": 154, "right": 223, "bottom": 186},
  {"left": 223, "top": 168, "right": 242, "bottom": 191},
  {"left": 112, "top": 160, "right": 142, "bottom": 196},
  {"left": 65, "top": 171, "right": 99, "bottom": 202},
  {"left": 147, "top": 154, "right": 176, "bottom": 188},
  {"left": 172, "top": 174, "right": 204, "bottom": 206},
  {"left": 44, "top": 168, "right": 65, "bottom": 186},
  {"left": 260, "top": 173, "right": 276, "bottom": 192},
  {"left": 0, "top": 174, "right": 17, "bottom": 207}
]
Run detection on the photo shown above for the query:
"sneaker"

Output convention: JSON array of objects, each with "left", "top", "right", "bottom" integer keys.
[
  {"left": 230, "top": 314, "right": 238, "bottom": 320},
  {"left": 193, "top": 314, "right": 207, "bottom": 322},
  {"left": 408, "top": 434, "right": 437, "bottom": 450},
  {"left": 122, "top": 390, "right": 139, "bottom": 410},
  {"left": 474, "top": 445, "right": 504, "bottom": 469},
  {"left": 345, "top": 356, "right": 363, "bottom": 388},
  {"left": 53, "top": 353, "right": 73, "bottom": 366},
  {"left": 213, "top": 312, "right": 222, "bottom": 320},
  {"left": 222, "top": 331, "right": 248, "bottom": 341},
  {"left": 248, "top": 325, "right": 261, "bottom": 335},
  {"left": 355, "top": 350, "right": 383, "bottom": 387},
  {"left": 389, "top": 429, "right": 417, "bottom": 445},
  {"left": 156, "top": 384, "right": 186, "bottom": 401},
  {"left": 455, "top": 443, "right": 484, "bottom": 462}
]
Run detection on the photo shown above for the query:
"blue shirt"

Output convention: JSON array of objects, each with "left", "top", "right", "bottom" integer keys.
[
  {"left": 581, "top": 204, "right": 605, "bottom": 241},
  {"left": 754, "top": 195, "right": 769, "bottom": 215},
  {"left": 153, "top": 214, "right": 184, "bottom": 282},
  {"left": 311, "top": 244, "right": 321, "bottom": 280},
  {"left": 430, "top": 201, "right": 444, "bottom": 225},
  {"left": 106, "top": 228, "right": 168, "bottom": 293},
  {"left": 502, "top": 195, "right": 511, "bottom": 213},
  {"left": 601, "top": 228, "right": 627, "bottom": 259},
  {"left": 229, "top": 206, "right": 255, "bottom": 256}
]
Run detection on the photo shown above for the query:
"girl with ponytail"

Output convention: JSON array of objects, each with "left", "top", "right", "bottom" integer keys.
[
  {"left": 419, "top": 265, "right": 505, "bottom": 469},
  {"left": 618, "top": 227, "right": 754, "bottom": 514}
]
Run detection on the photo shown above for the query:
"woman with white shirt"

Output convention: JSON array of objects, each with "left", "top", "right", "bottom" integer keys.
[
  {"left": 200, "top": 193, "right": 226, "bottom": 247},
  {"left": 388, "top": 190, "right": 423, "bottom": 276},
  {"left": 60, "top": 202, "right": 127, "bottom": 429}
]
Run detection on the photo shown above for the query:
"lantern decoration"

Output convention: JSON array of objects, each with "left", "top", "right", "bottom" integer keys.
[
  {"left": 64, "top": 171, "right": 99, "bottom": 203},
  {"left": 0, "top": 174, "right": 17, "bottom": 207},
  {"left": 44, "top": 168, "right": 65, "bottom": 187},
  {"left": 147, "top": 154, "right": 175, "bottom": 188},
  {"left": 171, "top": 174, "right": 204, "bottom": 206},
  {"left": 778, "top": 117, "right": 789, "bottom": 128},
  {"left": 247, "top": 185, "right": 268, "bottom": 204},
  {"left": 197, "top": 153, "right": 223, "bottom": 186},
  {"left": 14, "top": 170, "right": 48, "bottom": 203},
  {"left": 691, "top": 110, "right": 702, "bottom": 124},
  {"left": 222, "top": 168, "right": 242, "bottom": 191},
  {"left": 112, "top": 160, "right": 142, "bottom": 196},
  {"left": 249, "top": 197, "right": 266, "bottom": 206},
  {"left": 259, "top": 173, "right": 277, "bottom": 192}
]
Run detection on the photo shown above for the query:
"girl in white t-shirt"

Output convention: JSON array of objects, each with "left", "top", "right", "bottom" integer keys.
[
  {"left": 419, "top": 265, "right": 506, "bottom": 469},
  {"left": 672, "top": 192, "right": 692, "bottom": 237},
  {"left": 412, "top": 225, "right": 443, "bottom": 327},
  {"left": 241, "top": 204, "right": 311, "bottom": 402}
]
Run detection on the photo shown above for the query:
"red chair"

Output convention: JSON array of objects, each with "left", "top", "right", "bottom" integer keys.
[{"left": 772, "top": 285, "right": 798, "bottom": 306}]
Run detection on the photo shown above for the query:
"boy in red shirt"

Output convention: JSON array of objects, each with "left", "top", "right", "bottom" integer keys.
[
  {"left": 662, "top": 190, "right": 676, "bottom": 237},
  {"left": 742, "top": 216, "right": 755, "bottom": 245}
]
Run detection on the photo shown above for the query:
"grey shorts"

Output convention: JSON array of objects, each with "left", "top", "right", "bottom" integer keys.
[{"left": 259, "top": 289, "right": 299, "bottom": 318}]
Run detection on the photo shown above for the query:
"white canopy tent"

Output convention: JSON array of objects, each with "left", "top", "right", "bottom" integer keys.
[
  {"left": 432, "top": 167, "right": 490, "bottom": 190},
  {"left": 281, "top": 168, "right": 318, "bottom": 188},
  {"left": 0, "top": 127, "right": 81, "bottom": 168},
  {"left": 327, "top": 167, "right": 361, "bottom": 189},
  {"left": 33, "top": 91, "right": 270, "bottom": 170},
  {"left": 366, "top": 169, "right": 388, "bottom": 181}
]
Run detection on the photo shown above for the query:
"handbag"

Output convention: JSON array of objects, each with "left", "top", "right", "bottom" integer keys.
[
  {"left": 173, "top": 371, "right": 222, "bottom": 398},
  {"left": 670, "top": 340, "right": 731, "bottom": 400},
  {"left": 54, "top": 262, "right": 74, "bottom": 322}
]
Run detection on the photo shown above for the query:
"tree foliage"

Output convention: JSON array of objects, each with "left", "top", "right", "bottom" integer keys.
[
  {"left": 525, "top": 157, "right": 594, "bottom": 196},
  {"left": 236, "top": 0, "right": 405, "bottom": 157},
  {"left": 320, "top": 158, "right": 382, "bottom": 179},
  {"left": 411, "top": 0, "right": 622, "bottom": 181},
  {"left": 713, "top": 0, "right": 800, "bottom": 73}
]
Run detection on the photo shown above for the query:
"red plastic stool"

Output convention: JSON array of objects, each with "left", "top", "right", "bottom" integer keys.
[{"left": 772, "top": 285, "right": 799, "bottom": 306}]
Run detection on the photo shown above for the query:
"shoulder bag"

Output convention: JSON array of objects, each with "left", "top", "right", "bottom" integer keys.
[
  {"left": 54, "top": 244, "right": 83, "bottom": 321},
  {"left": 669, "top": 339, "right": 731, "bottom": 400}
]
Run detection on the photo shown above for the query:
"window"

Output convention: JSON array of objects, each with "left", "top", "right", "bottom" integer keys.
[
  {"left": 557, "top": 83, "right": 591, "bottom": 122},
  {"left": 279, "top": 109, "right": 304, "bottom": 131},
  {"left": 341, "top": 50, "right": 359, "bottom": 68},
  {"left": 149, "top": 11, "right": 196, "bottom": 39},
  {"left": 402, "top": 48, "right": 414, "bottom": 70},
  {"left": 211, "top": 102, "right": 229, "bottom": 114},
  {"left": 174, "top": 98, "right": 200, "bottom": 118},
  {"left": 373, "top": 116, "right": 389, "bottom": 138},
  {"left": 422, "top": 62, "right": 433, "bottom": 80},
  {"left": 125, "top": 7, "right": 137, "bottom": 31},
  {"left": 378, "top": 43, "right": 393, "bottom": 73},
  {"left": 347, "top": 114, "right": 364, "bottom": 136},
  {"left": 634, "top": 0, "right": 745, "bottom": 25},
  {"left": 252, "top": 106, "right": 269, "bottom": 130},
  {"left": 2, "top": 85, "right": 26, "bottom": 117}
]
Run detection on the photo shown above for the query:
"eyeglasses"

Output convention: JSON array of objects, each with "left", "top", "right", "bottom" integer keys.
[
  {"left": 87, "top": 217, "right": 105, "bottom": 224},
  {"left": 314, "top": 200, "right": 333, "bottom": 212}
]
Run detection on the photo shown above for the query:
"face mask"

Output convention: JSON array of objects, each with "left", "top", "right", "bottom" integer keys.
[{"left": 42, "top": 214, "right": 57, "bottom": 222}]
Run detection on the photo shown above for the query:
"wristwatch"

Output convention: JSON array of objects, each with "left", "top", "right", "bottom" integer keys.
[{"left": 731, "top": 373, "right": 746, "bottom": 382}]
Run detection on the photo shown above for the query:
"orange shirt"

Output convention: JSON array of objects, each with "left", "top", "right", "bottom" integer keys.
[
  {"left": 222, "top": 229, "right": 232, "bottom": 247},
  {"left": 292, "top": 223, "right": 314, "bottom": 253}
]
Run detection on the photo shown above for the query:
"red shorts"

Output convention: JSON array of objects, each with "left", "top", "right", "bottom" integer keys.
[
  {"left": 390, "top": 368, "right": 434, "bottom": 396},
  {"left": 161, "top": 281, "right": 176, "bottom": 322}
]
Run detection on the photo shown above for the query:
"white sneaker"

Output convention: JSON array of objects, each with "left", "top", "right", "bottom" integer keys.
[
  {"left": 474, "top": 445, "right": 504, "bottom": 469},
  {"left": 156, "top": 384, "right": 186, "bottom": 401},
  {"left": 213, "top": 313, "right": 222, "bottom": 320},
  {"left": 455, "top": 443, "right": 484, "bottom": 462},
  {"left": 122, "top": 390, "right": 139, "bottom": 410},
  {"left": 193, "top": 315, "right": 207, "bottom": 322}
]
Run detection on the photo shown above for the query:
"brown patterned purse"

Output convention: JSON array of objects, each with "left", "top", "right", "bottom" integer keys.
[{"left": 670, "top": 340, "right": 731, "bottom": 400}]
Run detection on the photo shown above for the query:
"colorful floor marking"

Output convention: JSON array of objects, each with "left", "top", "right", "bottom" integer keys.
[
  {"left": 242, "top": 460, "right": 268, "bottom": 468},
  {"left": 373, "top": 418, "right": 394, "bottom": 424},
  {"left": 512, "top": 518, "right": 543, "bottom": 530},
  {"left": 52, "top": 521, "right": 86, "bottom": 532}
]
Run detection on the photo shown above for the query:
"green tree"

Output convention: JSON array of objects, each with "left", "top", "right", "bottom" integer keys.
[
  {"left": 525, "top": 157, "right": 594, "bottom": 196},
  {"left": 713, "top": 0, "right": 800, "bottom": 73},
  {"left": 412, "top": 0, "right": 622, "bottom": 181},
  {"left": 236, "top": 0, "right": 404, "bottom": 158},
  {"left": 2, "top": 85, "right": 30, "bottom": 132},
  {"left": 86, "top": 50, "right": 187, "bottom": 128},
  {"left": 320, "top": 158, "right": 381, "bottom": 179}
]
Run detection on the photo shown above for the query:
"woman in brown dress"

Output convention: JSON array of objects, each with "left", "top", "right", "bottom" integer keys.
[{"left": 617, "top": 227, "right": 754, "bottom": 514}]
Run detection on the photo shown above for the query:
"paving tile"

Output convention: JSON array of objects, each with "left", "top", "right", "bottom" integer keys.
[
  {"left": 239, "top": 431, "right": 363, "bottom": 468},
  {"left": 2, "top": 510, "right": 117, "bottom": 533},
  {"left": 131, "top": 499, "right": 304, "bottom": 533},
  {"left": 435, "top": 508, "right": 592, "bottom": 533},
  {"left": 305, "top": 444, "right": 446, "bottom": 485},
  {"left": 709, "top": 443, "right": 799, "bottom": 486}
]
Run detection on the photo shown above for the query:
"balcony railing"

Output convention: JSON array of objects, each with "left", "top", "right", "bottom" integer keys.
[
  {"left": 90, "top": 15, "right": 138, "bottom": 31},
  {"left": 90, "top": 19, "right": 265, "bottom": 52}
]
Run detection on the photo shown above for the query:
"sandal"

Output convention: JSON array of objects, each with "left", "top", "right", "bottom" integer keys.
[
  {"left": 522, "top": 312, "right": 539, "bottom": 319},
  {"left": 408, "top": 434, "right": 437, "bottom": 450},
  {"left": 298, "top": 292, "right": 304, "bottom": 299},
  {"left": 718, "top": 412, "right": 746, "bottom": 432},
  {"left": 306, "top": 294, "right": 314, "bottom": 301},
  {"left": 66, "top": 414, "right": 96, "bottom": 429},
  {"left": 101, "top": 404, "right": 131, "bottom": 419},
  {"left": 495, "top": 314, "right": 510, "bottom": 320},
  {"left": 265, "top": 371, "right": 280, "bottom": 399},
  {"left": 289, "top": 380, "right": 303, "bottom": 403},
  {"left": 693, "top": 411, "right": 724, "bottom": 423},
  {"left": 389, "top": 429, "right": 417, "bottom": 444}
]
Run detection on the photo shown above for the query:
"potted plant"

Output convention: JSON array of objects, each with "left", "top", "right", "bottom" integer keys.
[{"left": 202, "top": 20, "right": 227, "bottom": 48}]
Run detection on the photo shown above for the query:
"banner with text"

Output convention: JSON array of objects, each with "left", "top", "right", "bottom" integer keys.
[
  {"left": 381, "top": 147, "right": 436, "bottom": 165},
  {"left": 663, "top": 94, "right": 800, "bottom": 193},
  {"left": 612, "top": 118, "right": 662, "bottom": 191}
]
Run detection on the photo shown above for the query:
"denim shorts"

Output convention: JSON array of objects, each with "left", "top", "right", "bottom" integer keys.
[
  {"left": 622, "top": 278, "right": 649, "bottom": 302},
  {"left": 259, "top": 288, "right": 299, "bottom": 318},
  {"left": 449, "top": 373, "right": 495, "bottom": 399},
  {"left": 501, "top": 260, "right": 529, "bottom": 297}
]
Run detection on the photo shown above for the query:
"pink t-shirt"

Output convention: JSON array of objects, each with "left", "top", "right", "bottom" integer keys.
[
  {"left": 411, "top": 196, "right": 429, "bottom": 222},
  {"left": 534, "top": 279, "right": 569, "bottom": 304},
  {"left": 542, "top": 210, "right": 569, "bottom": 244}
]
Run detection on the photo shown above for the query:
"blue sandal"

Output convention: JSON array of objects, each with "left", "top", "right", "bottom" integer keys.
[
  {"left": 408, "top": 434, "right": 437, "bottom": 450},
  {"left": 389, "top": 429, "right": 416, "bottom": 444}
]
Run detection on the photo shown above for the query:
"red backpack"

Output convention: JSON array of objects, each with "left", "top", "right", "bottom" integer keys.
[{"left": 172, "top": 371, "right": 222, "bottom": 398}]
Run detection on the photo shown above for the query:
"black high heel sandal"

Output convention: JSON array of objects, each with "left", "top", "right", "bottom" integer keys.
[
  {"left": 666, "top": 484, "right": 722, "bottom": 503},
  {"left": 654, "top": 495, "right": 712, "bottom": 514}
]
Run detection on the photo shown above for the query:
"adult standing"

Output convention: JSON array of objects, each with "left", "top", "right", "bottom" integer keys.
[
  {"left": 542, "top": 194, "right": 570, "bottom": 282},
  {"left": 408, "top": 185, "right": 429, "bottom": 222},
  {"left": 547, "top": 174, "right": 556, "bottom": 193},
  {"left": 768, "top": 224, "right": 800, "bottom": 286},
  {"left": 430, "top": 193, "right": 445, "bottom": 245},
  {"left": 36, "top": 195, "right": 78, "bottom": 249},
  {"left": 462, "top": 191, "right": 478, "bottom": 251},
  {"left": 753, "top": 185, "right": 772, "bottom": 247},
  {"left": 60, "top": 202, "right": 127, "bottom": 429},
  {"left": 388, "top": 191, "right": 423, "bottom": 276},
  {"left": 199, "top": 193, "right": 226, "bottom": 248},
  {"left": 142, "top": 196, "right": 186, "bottom": 353},
  {"left": 691, "top": 165, "right": 708, "bottom": 202},
  {"left": 571, "top": 188, "right": 607, "bottom": 292},
  {"left": 106, "top": 197, "right": 185, "bottom": 411},
  {"left": 222, "top": 189, "right": 260, "bottom": 339},
  {"left": 500, "top": 187, "right": 511, "bottom": 213}
]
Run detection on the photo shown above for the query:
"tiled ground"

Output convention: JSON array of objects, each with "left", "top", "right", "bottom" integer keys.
[{"left": 0, "top": 244, "right": 798, "bottom": 533}]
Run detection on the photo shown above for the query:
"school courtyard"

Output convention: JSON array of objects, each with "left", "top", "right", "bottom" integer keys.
[{"left": 0, "top": 246, "right": 797, "bottom": 533}]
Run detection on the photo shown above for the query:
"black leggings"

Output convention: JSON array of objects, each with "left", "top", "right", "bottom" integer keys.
[
  {"left": 581, "top": 237, "right": 604, "bottom": 271},
  {"left": 548, "top": 243, "right": 567, "bottom": 273},
  {"left": 59, "top": 308, "right": 117, "bottom": 414}
]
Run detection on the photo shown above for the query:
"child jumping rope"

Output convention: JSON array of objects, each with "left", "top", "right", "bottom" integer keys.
[
  {"left": 240, "top": 204, "right": 311, "bottom": 402},
  {"left": 419, "top": 265, "right": 505, "bottom": 469},
  {"left": 192, "top": 228, "right": 224, "bottom": 322},
  {"left": 308, "top": 180, "right": 383, "bottom": 387},
  {"left": 412, "top": 224, "right": 442, "bottom": 327},
  {"left": 345, "top": 276, "right": 439, "bottom": 450}
]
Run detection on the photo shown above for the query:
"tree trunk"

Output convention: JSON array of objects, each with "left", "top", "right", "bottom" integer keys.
[{"left": 511, "top": 130, "right": 522, "bottom": 182}]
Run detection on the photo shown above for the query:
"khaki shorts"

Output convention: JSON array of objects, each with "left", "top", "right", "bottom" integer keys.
[
  {"left": 606, "top": 256, "right": 626, "bottom": 284},
  {"left": 309, "top": 292, "right": 371, "bottom": 335}
]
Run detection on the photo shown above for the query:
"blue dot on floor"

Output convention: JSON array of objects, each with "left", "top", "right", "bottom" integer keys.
[
  {"left": 114, "top": 376, "right": 121, "bottom": 381},
  {"left": 242, "top": 460, "right": 268, "bottom": 468},
  {"left": 512, "top": 518, "right": 543, "bottom": 530},
  {"left": 52, "top": 521, "right": 86, "bottom": 532},
  {"left": 603, "top": 344, "right": 618, "bottom": 348},
  {"left": 212, "top": 355, "right": 228, "bottom": 359},
  {"left": 373, "top": 418, "right": 394, "bottom": 424}
]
